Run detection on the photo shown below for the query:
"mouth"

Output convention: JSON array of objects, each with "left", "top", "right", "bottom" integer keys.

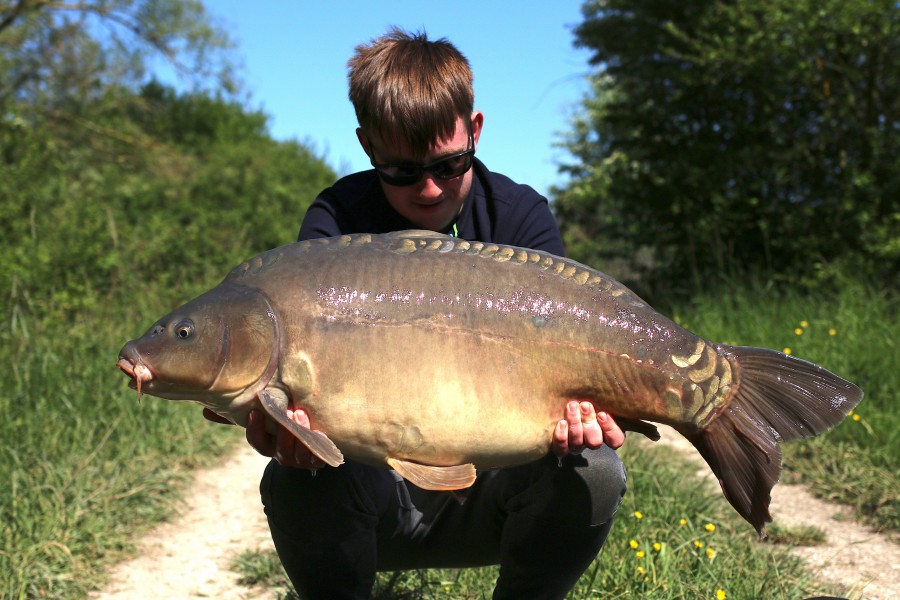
[
  {"left": 117, "top": 357, "right": 154, "bottom": 401},
  {"left": 415, "top": 200, "right": 444, "bottom": 209}
]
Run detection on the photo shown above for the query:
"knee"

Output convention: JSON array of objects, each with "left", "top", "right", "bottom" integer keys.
[
  {"left": 580, "top": 444, "right": 627, "bottom": 525},
  {"left": 260, "top": 459, "right": 391, "bottom": 540},
  {"left": 506, "top": 446, "right": 626, "bottom": 528},
  {"left": 554, "top": 445, "right": 626, "bottom": 526}
]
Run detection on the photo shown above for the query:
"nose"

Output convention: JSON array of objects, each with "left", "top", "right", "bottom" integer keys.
[{"left": 417, "top": 173, "right": 444, "bottom": 200}]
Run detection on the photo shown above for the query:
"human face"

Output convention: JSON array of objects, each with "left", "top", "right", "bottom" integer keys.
[{"left": 358, "top": 113, "right": 483, "bottom": 232}]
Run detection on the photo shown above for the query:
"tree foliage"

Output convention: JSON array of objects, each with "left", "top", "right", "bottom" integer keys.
[
  {"left": 554, "top": 0, "right": 899, "bottom": 294},
  {"left": 2, "top": 82, "right": 337, "bottom": 320},
  {"left": 0, "top": 0, "right": 237, "bottom": 113},
  {"left": 0, "top": 1, "right": 337, "bottom": 322}
]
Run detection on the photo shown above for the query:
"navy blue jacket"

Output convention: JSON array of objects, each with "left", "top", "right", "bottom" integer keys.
[{"left": 297, "top": 158, "right": 565, "bottom": 255}]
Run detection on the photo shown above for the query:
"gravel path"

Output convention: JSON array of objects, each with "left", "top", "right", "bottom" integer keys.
[{"left": 91, "top": 431, "right": 899, "bottom": 599}]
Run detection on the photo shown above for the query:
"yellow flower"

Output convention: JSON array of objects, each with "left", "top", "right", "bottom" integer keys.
[
  {"left": 679, "top": 518, "right": 687, "bottom": 526},
  {"left": 783, "top": 347, "right": 792, "bottom": 355},
  {"left": 693, "top": 540, "right": 704, "bottom": 548},
  {"left": 636, "top": 550, "right": 646, "bottom": 558},
  {"left": 653, "top": 542, "right": 662, "bottom": 552},
  {"left": 800, "top": 320, "right": 808, "bottom": 328},
  {"left": 637, "top": 566, "right": 646, "bottom": 575},
  {"left": 829, "top": 328, "right": 837, "bottom": 336},
  {"left": 794, "top": 327, "right": 804, "bottom": 335},
  {"left": 706, "top": 546, "right": 716, "bottom": 559},
  {"left": 853, "top": 414, "right": 861, "bottom": 422},
  {"left": 705, "top": 523, "right": 716, "bottom": 532},
  {"left": 630, "top": 539, "right": 639, "bottom": 549},
  {"left": 634, "top": 511, "right": 643, "bottom": 519},
  {"left": 716, "top": 589, "right": 727, "bottom": 600}
]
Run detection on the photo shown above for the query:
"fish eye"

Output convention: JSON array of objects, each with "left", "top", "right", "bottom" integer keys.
[{"left": 174, "top": 320, "right": 194, "bottom": 340}]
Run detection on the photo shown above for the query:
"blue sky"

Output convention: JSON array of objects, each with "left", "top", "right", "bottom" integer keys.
[{"left": 201, "top": 1, "right": 595, "bottom": 196}]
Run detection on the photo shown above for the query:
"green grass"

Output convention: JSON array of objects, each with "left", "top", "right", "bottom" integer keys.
[
  {"left": 2, "top": 273, "right": 894, "bottom": 598},
  {"left": 0, "top": 298, "right": 243, "bottom": 598},
  {"left": 763, "top": 523, "right": 827, "bottom": 547},
  {"left": 663, "top": 273, "right": 898, "bottom": 534}
]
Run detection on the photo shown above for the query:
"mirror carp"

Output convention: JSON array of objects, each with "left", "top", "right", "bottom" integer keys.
[{"left": 118, "top": 231, "right": 862, "bottom": 535}]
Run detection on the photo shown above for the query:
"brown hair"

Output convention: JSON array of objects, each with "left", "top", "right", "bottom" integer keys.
[{"left": 348, "top": 27, "right": 474, "bottom": 157}]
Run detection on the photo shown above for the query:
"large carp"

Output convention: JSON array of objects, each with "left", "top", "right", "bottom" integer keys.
[{"left": 117, "top": 231, "right": 862, "bottom": 535}]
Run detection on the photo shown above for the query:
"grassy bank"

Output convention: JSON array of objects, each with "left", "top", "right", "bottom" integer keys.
[
  {"left": 1, "top": 294, "right": 244, "bottom": 598},
  {"left": 2, "top": 274, "right": 893, "bottom": 598},
  {"left": 664, "top": 273, "right": 897, "bottom": 534}
]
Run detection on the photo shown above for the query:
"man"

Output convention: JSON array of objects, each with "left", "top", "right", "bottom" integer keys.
[{"left": 209, "top": 28, "right": 627, "bottom": 599}]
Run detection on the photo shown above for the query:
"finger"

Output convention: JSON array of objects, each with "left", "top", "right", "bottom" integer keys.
[
  {"left": 598, "top": 412, "right": 626, "bottom": 450},
  {"left": 579, "top": 402, "right": 606, "bottom": 448},
  {"left": 566, "top": 401, "right": 584, "bottom": 450},
  {"left": 276, "top": 409, "right": 320, "bottom": 470},
  {"left": 274, "top": 421, "right": 302, "bottom": 467},
  {"left": 289, "top": 412, "right": 324, "bottom": 470},
  {"left": 245, "top": 409, "right": 277, "bottom": 457},
  {"left": 287, "top": 408, "right": 311, "bottom": 428},
  {"left": 552, "top": 419, "right": 569, "bottom": 458},
  {"left": 202, "top": 407, "right": 233, "bottom": 425}
]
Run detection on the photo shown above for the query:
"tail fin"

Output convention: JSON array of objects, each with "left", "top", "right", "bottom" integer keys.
[{"left": 680, "top": 346, "right": 862, "bottom": 536}]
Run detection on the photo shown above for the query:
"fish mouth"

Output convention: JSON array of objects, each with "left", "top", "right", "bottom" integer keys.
[{"left": 117, "top": 357, "right": 154, "bottom": 401}]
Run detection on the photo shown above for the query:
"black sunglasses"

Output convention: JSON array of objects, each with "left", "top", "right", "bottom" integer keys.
[{"left": 366, "top": 132, "right": 475, "bottom": 187}]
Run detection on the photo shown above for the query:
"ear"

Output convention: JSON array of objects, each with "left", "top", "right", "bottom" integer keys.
[
  {"left": 471, "top": 111, "right": 484, "bottom": 150},
  {"left": 356, "top": 128, "right": 371, "bottom": 157}
]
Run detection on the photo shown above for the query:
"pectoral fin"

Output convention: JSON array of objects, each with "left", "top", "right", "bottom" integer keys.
[
  {"left": 387, "top": 457, "right": 476, "bottom": 491},
  {"left": 258, "top": 388, "right": 344, "bottom": 468}
]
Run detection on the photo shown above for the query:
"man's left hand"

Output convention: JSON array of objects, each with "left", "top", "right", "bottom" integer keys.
[{"left": 552, "top": 401, "right": 625, "bottom": 457}]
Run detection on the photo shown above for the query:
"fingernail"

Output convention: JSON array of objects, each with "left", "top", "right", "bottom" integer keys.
[{"left": 598, "top": 412, "right": 608, "bottom": 422}]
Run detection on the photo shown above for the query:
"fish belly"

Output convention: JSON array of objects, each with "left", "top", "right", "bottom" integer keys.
[{"left": 288, "top": 316, "right": 674, "bottom": 471}]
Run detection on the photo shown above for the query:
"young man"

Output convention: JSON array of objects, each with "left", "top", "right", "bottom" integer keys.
[{"left": 214, "top": 28, "right": 627, "bottom": 599}]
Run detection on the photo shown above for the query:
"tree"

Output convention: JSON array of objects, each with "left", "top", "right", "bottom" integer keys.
[
  {"left": 554, "top": 0, "right": 899, "bottom": 293},
  {"left": 0, "top": 0, "right": 237, "bottom": 116},
  {"left": 0, "top": 5, "right": 337, "bottom": 317},
  {"left": 1, "top": 79, "right": 337, "bottom": 318}
]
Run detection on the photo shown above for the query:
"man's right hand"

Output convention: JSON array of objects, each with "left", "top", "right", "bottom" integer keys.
[
  {"left": 246, "top": 408, "right": 328, "bottom": 470},
  {"left": 204, "top": 406, "right": 326, "bottom": 470}
]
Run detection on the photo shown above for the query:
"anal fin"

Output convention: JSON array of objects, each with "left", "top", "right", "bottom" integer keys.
[
  {"left": 258, "top": 388, "right": 344, "bottom": 468},
  {"left": 387, "top": 457, "right": 476, "bottom": 491}
]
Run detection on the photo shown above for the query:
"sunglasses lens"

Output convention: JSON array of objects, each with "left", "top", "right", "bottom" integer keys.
[
  {"left": 431, "top": 153, "right": 473, "bottom": 180},
  {"left": 376, "top": 167, "right": 422, "bottom": 186}
]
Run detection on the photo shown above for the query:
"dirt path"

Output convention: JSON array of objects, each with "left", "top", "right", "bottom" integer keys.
[
  {"left": 90, "top": 444, "right": 277, "bottom": 600},
  {"left": 92, "top": 432, "right": 899, "bottom": 599}
]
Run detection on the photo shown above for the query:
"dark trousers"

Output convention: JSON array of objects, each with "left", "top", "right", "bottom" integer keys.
[{"left": 260, "top": 445, "right": 626, "bottom": 600}]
